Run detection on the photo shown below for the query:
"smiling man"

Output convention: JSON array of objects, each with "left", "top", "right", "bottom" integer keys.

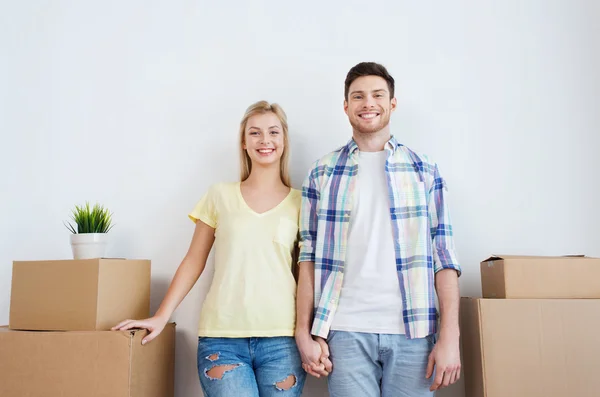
[{"left": 295, "top": 62, "right": 463, "bottom": 397}]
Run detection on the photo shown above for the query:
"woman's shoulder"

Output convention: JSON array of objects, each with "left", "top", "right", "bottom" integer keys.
[
  {"left": 289, "top": 187, "right": 302, "bottom": 205},
  {"left": 205, "top": 181, "right": 239, "bottom": 196}
]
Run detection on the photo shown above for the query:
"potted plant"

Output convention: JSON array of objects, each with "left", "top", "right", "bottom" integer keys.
[{"left": 64, "top": 202, "right": 114, "bottom": 259}]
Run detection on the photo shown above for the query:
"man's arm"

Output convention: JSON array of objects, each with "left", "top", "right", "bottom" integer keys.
[
  {"left": 296, "top": 261, "right": 315, "bottom": 337},
  {"left": 295, "top": 166, "right": 332, "bottom": 377},
  {"left": 296, "top": 167, "right": 319, "bottom": 340},
  {"left": 295, "top": 260, "right": 330, "bottom": 377},
  {"left": 427, "top": 269, "right": 461, "bottom": 391},
  {"left": 436, "top": 269, "right": 460, "bottom": 341},
  {"left": 425, "top": 163, "right": 462, "bottom": 391}
]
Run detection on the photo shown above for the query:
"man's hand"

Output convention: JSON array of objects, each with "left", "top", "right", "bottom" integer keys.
[
  {"left": 314, "top": 336, "right": 333, "bottom": 373},
  {"left": 296, "top": 333, "right": 333, "bottom": 378},
  {"left": 429, "top": 267, "right": 461, "bottom": 391},
  {"left": 426, "top": 335, "right": 461, "bottom": 391}
]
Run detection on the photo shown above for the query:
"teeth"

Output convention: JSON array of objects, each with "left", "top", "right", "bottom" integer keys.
[
  {"left": 258, "top": 149, "right": 274, "bottom": 153},
  {"left": 361, "top": 113, "right": 378, "bottom": 119}
]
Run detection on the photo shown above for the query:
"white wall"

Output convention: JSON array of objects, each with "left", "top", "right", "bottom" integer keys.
[{"left": 1, "top": 1, "right": 599, "bottom": 396}]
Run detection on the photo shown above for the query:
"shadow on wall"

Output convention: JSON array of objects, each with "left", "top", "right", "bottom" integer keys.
[
  {"left": 301, "top": 376, "right": 329, "bottom": 396},
  {"left": 150, "top": 278, "right": 170, "bottom": 315}
]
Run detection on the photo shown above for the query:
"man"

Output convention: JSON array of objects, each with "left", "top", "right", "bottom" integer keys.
[{"left": 295, "top": 62, "right": 462, "bottom": 396}]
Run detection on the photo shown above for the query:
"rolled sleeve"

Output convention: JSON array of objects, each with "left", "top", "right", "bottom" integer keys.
[
  {"left": 298, "top": 169, "right": 319, "bottom": 263},
  {"left": 428, "top": 164, "right": 462, "bottom": 276}
]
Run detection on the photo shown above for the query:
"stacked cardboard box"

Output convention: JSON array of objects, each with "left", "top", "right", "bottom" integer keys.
[
  {"left": 460, "top": 255, "right": 600, "bottom": 397},
  {"left": 1, "top": 258, "right": 175, "bottom": 397}
]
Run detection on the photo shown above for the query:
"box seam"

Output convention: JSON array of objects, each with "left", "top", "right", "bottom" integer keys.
[
  {"left": 9, "top": 262, "right": 17, "bottom": 327},
  {"left": 95, "top": 260, "right": 101, "bottom": 329},
  {"left": 502, "top": 261, "right": 508, "bottom": 299},
  {"left": 129, "top": 332, "right": 133, "bottom": 397},
  {"left": 478, "top": 300, "right": 487, "bottom": 397}
]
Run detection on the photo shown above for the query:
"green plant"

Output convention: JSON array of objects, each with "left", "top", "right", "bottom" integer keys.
[{"left": 64, "top": 202, "right": 114, "bottom": 234}]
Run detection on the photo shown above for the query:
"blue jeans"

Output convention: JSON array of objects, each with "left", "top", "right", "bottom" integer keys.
[
  {"left": 197, "top": 336, "right": 306, "bottom": 397},
  {"left": 327, "top": 331, "right": 437, "bottom": 397}
]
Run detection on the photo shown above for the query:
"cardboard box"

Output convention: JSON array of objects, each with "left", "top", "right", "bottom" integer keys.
[
  {"left": 480, "top": 254, "right": 600, "bottom": 298},
  {"left": 460, "top": 297, "right": 600, "bottom": 397},
  {"left": 10, "top": 258, "right": 150, "bottom": 331},
  {"left": 0, "top": 323, "right": 175, "bottom": 397}
]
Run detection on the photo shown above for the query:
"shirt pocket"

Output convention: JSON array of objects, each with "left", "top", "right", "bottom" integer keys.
[
  {"left": 394, "top": 182, "right": 429, "bottom": 257},
  {"left": 400, "top": 181, "right": 427, "bottom": 206},
  {"left": 273, "top": 217, "right": 299, "bottom": 249}
]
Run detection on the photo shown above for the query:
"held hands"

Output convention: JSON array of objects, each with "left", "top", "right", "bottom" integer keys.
[
  {"left": 296, "top": 334, "right": 333, "bottom": 378},
  {"left": 426, "top": 335, "right": 461, "bottom": 391},
  {"left": 111, "top": 316, "right": 168, "bottom": 345}
]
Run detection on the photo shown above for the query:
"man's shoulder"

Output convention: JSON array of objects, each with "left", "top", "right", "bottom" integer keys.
[
  {"left": 307, "top": 144, "right": 348, "bottom": 175},
  {"left": 395, "top": 144, "right": 438, "bottom": 175}
]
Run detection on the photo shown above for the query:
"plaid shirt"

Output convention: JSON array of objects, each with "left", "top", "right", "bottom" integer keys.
[{"left": 299, "top": 135, "right": 461, "bottom": 339}]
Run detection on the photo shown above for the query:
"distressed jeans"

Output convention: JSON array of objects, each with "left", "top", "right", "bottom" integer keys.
[
  {"left": 197, "top": 336, "right": 306, "bottom": 397},
  {"left": 327, "top": 330, "right": 437, "bottom": 397}
]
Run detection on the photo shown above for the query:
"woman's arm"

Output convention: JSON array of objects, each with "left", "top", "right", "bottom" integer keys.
[{"left": 112, "top": 220, "right": 215, "bottom": 344}]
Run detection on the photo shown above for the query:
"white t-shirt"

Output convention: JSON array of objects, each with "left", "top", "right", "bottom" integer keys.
[{"left": 330, "top": 150, "right": 404, "bottom": 334}]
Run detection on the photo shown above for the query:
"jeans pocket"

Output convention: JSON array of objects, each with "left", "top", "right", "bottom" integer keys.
[
  {"left": 326, "top": 330, "right": 336, "bottom": 342},
  {"left": 426, "top": 333, "right": 437, "bottom": 347}
]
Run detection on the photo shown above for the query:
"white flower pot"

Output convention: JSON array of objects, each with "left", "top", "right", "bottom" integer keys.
[{"left": 70, "top": 233, "right": 109, "bottom": 259}]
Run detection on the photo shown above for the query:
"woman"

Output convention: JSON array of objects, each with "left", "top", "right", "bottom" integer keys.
[{"left": 113, "top": 101, "right": 307, "bottom": 396}]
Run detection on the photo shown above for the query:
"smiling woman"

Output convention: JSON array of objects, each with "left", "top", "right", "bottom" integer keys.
[
  {"left": 112, "top": 100, "right": 307, "bottom": 397},
  {"left": 239, "top": 101, "right": 291, "bottom": 188}
]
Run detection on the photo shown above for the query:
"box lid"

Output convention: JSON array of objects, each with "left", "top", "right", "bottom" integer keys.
[{"left": 482, "top": 254, "right": 589, "bottom": 263}]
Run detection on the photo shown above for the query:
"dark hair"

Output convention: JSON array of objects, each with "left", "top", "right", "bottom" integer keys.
[{"left": 344, "top": 62, "right": 395, "bottom": 100}]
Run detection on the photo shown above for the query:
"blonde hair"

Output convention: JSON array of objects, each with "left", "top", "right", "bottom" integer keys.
[{"left": 239, "top": 100, "right": 291, "bottom": 187}]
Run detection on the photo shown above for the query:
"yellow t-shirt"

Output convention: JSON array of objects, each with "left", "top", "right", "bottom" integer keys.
[{"left": 188, "top": 181, "right": 301, "bottom": 337}]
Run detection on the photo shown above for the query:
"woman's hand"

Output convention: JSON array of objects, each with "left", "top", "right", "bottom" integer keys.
[{"left": 112, "top": 316, "right": 168, "bottom": 345}]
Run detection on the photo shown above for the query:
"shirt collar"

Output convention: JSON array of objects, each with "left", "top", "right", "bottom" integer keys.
[{"left": 345, "top": 135, "right": 399, "bottom": 155}]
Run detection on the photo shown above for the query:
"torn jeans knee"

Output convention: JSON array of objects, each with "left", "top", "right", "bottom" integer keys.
[
  {"left": 204, "top": 363, "right": 242, "bottom": 380},
  {"left": 274, "top": 374, "right": 297, "bottom": 391}
]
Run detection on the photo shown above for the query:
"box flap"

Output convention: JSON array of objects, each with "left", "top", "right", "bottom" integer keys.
[
  {"left": 0, "top": 327, "right": 132, "bottom": 396},
  {"left": 474, "top": 299, "right": 600, "bottom": 396},
  {"left": 483, "top": 254, "right": 589, "bottom": 262},
  {"left": 10, "top": 260, "right": 100, "bottom": 331},
  {"left": 130, "top": 323, "right": 176, "bottom": 397},
  {"left": 481, "top": 255, "right": 531, "bottom": 262},
  {"left": 460, "top": 298, "right": 486, "bottom": 397},
  {"left": 96, "top": 259, "right": 151, "bottom": 330}
]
